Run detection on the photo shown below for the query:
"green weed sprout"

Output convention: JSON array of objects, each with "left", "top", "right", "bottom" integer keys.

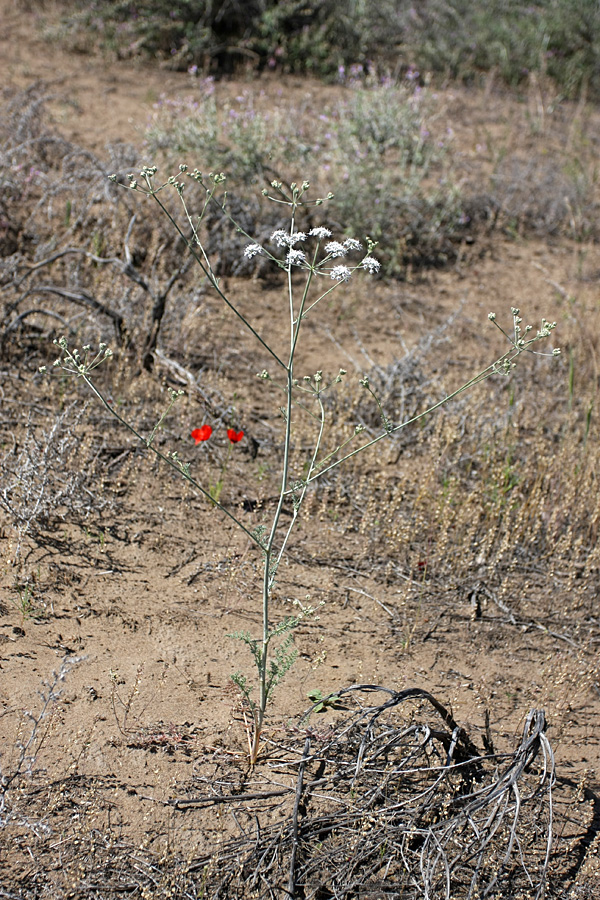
[{"left": 46, "top": 166, "right": 559, "bottom": 764}]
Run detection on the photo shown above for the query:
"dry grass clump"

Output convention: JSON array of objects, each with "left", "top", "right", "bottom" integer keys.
[
  {"left": 0, "top": 402, "right": 109, "bottom": 562},
  {"left": 296, "top": 315, "right": 597, "bottom": 662},
  {"left": 322, "top": 402, "right": 596, "bottom": 586}
]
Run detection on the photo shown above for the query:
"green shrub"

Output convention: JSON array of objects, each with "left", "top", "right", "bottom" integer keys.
[
  {"left": 145, "top": 78, "right": 463, "bottom": 274},
  {"left": 56, "top": 0, "right": 403, "bottom": 77},
  {"left": 52, "top": 0, "right": 600, "bottom": 96},
  {"left": 400, "top": 0, "right": 600, "bottom": 98}
]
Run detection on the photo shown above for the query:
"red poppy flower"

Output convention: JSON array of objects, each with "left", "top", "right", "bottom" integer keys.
[
  {"left": 191, "top": 425, "right": 213, "bottom": 443},
  {"left": 227, "top": 429, "right": 244, "bottom": 444}
]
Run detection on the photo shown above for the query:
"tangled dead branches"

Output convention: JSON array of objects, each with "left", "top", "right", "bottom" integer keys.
[
  {"left": 0, "top": 685, "right": 567, "bottom": 898},
  {"left": 182, "top": 685, "right": 554, "bottom": 899}
]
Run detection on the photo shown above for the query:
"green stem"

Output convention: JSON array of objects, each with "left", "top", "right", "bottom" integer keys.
[
  {"left": 253, "top": 196, "right": 314, "bottom": 759},
  {"left": 147, "top": 392, "right": 178, "bottom": 448},
  {"left": 274, "top": 389, "right": 326, "bottom": 574}
]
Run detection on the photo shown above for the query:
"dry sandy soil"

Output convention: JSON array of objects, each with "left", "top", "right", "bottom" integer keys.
[{"left": 1, "top": 2, "right": 599, "bottom": 897}]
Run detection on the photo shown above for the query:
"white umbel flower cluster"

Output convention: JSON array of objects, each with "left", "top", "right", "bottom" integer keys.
[
  {"left": 361, "top": 256, "right": 380, "bottom": 274},
  {"left": 242, "top": 225, "right": 380, "bottom": 282},
  {"left": 270, "top": 229, "right": 307, "bottom": 247},
  {"left": 330, "top": 265, "right": 352, "bottom": 281},
  {"left": 287, "top": 249, "right": 307, "bottom": 266}
]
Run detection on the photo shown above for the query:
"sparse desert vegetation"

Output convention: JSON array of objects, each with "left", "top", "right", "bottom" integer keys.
[{"left": 1, "top": 2, "right": 599, "bottom": 897}]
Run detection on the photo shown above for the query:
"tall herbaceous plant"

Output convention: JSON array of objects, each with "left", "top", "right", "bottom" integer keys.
[{"left": 44, "top": 167, "right": 559, "bottom": 763}]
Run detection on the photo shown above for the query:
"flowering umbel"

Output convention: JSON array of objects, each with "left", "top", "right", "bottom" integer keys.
[
  {"left": 241, "top": 220, "right": 380, "bottom": 284},
  {"left": 191, "top": 425, "right": 212, "bottom": 443}
]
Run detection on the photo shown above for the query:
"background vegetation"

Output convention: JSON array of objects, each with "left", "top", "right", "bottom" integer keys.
[{"left": 49, "top": 0, "right": 600, "bottom": 98}]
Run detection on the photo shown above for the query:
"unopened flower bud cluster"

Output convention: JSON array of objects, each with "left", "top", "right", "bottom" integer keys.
[{"left": 40, "top": 338, "right": 113, "bottom": 377}]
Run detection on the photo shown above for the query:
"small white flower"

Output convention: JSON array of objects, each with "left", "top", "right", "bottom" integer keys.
[
  {"left": 270, "top": 229, "right": 289, "bottom": 246},
  {"left": 325, "top": 241, "right": 346, "bottom": 258},
  {"left": 309, "top": 226, "right": 332, "bottom": 239},
  {"left": 288, "top": 231, "right": 307, "bottom": 246},
  {"left": 330, "top": 265, "right": 351, "bottom": 281},
  {"left": 271, "top": 229, "right": 307, "bottom": 247},
  {"left": 361, "top": 256, "right": 380, "bottom": 274},
  {"left": 244, "top": 243, "right": 263, "bottom": 259},
  {"left": 287, "top": 249, "right": 306, "bottom": 266},
  {"left": 343, "top": 238, "right": 362, "bottom": 252}
]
